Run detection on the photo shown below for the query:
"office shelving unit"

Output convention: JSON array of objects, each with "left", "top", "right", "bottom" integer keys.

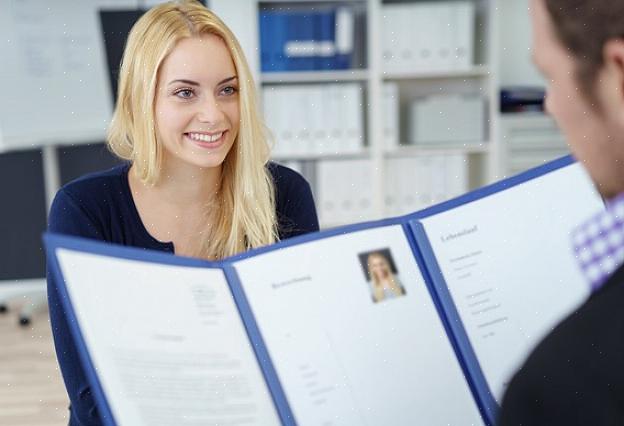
[
  {"left": 499, "top": 113, "right": 569, "bottom": 176},
  {"left": 260, "top": 69, "right": 371, "bottom": 83},
  {"left": 212, "top": 0, "right": 502, "bottom": 227}
]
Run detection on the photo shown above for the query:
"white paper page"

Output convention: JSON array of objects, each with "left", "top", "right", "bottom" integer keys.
[
  {"left": 418, "top": 163, "right": 604, "bottom": 401},
  {"left": 55, "top": 248, "right": 280, "bottom": 425},
  {"left": 233, "top": 226, "right": 484, "bottom": 426}
]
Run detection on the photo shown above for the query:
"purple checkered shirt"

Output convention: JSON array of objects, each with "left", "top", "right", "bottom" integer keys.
[{"left": 572, "top": 192, "right": 624, "bottom": 292}]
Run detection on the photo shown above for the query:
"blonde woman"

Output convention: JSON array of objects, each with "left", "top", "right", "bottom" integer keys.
[
  {"left": 47, "top": 1, "right": 318, "bottom": 424},
  {"left": 367, "top": 252, "right": 406, "bottom": 303}
]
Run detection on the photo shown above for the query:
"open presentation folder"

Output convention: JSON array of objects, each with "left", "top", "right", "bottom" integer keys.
[{"left": 46, "top": 155, "right": 604, "bottom": 426}]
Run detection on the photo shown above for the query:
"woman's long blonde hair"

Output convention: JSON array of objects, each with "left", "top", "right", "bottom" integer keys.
[
  {"left": 367, "top": 253, "right": 404, "bottom": 302},
  {"left": 107, "top": 0, "right": 277, "bottom": 259}
]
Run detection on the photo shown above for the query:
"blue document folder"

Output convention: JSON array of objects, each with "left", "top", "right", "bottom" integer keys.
[
  {"left": 259, "top": 7, "right": 354, "bottom": 72},
  {"left": 46, "top": 155, "right": 604, "bottom": 425}
]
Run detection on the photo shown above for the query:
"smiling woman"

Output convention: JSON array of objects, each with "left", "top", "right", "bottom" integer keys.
[
  {"left": 128, "top": 34, "right": 246, "bottom": 257},
  {"left": 46, "top": 1, "right": 319, "bottom": 425},
  {"left": 155, "top": 36, "right": 241, "bottom": 173}
]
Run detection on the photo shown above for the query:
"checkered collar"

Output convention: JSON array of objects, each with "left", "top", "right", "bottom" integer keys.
[{"left": 572, "top": 192, "right": 624, "bottom": 292}]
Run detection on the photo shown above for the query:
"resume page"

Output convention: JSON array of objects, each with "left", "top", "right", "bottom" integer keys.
[
  {"left": 55, "top": 249, "right": 280, "bottom": 425},
  {"left": 418, "top": 163, "right": 604, "bottom": 400},
  {"left": 233, "top": 225, "right": 484, "bottom": 426}
]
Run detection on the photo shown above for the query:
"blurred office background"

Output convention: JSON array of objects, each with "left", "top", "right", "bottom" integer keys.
[{"left": 0, "top": 0, "right": 566, "bottom": 424}]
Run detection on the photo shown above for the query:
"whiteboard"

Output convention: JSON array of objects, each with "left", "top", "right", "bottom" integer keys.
[{"left": 0, "top": 1, "right": 135, "bottom": 151}]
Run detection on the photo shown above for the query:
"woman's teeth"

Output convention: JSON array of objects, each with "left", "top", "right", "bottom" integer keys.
[{"left": 187, "top": 132, "right": 223, "bottom": 142}]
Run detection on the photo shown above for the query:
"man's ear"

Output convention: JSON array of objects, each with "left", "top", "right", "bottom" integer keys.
[{"left": 600, "top": 39, "right": 624, "bottom": 121}]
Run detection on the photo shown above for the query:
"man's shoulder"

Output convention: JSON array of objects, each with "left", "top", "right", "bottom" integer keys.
[
  {"left": 500, "top": 270, "right": 624, "bottom": 425},
  {"left": 526, "top": 271, "right": 624, "bottom": 374}
]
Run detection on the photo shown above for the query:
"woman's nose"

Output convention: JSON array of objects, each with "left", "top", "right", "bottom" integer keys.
[{"left": 197, "top": 95, "right": 225, "bottom": 125}]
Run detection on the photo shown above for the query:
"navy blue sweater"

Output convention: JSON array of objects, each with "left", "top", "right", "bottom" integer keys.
[{"left": 47, "top": 162, "right": 319, "bottom": 425}]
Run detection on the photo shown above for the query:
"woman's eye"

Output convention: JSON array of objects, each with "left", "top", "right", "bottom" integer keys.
[
  {"left": 221, "top": 86, "right": 238, "bottom": 96},
  {"left": 174, "top": 89, "right": 194, "bottom": 99}
]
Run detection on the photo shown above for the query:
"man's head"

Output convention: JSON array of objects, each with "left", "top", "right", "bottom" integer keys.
[{"left": 530, "top": 0, "right": 624, "bottom": 199}]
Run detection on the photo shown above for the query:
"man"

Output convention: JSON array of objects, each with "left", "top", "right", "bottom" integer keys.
[{"left": 499, "top": 0, "right": 624, "bottom": 424}]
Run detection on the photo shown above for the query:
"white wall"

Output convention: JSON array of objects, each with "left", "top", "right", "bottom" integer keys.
[
  {"left": 210, "top": 0, "right": 260, "bottom": 79},
  {"left": 497, "top": 0, "right": 544, "bottom": 87}
]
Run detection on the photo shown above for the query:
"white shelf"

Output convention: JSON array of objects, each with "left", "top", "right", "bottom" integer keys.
[
  {"left": 385, "top": 143, "right": 490, "bottom": 157},
  {"left": 260, "top": 0, "right": 364, "bottom": 3},
  {"left": 271, "top": 148, "right": 370, "bottom": 162},
  {"left": 382, "top": 65, "right": 490, "bottom": 81},
  {"left": 261, "top": 69, "right": 369, "bottom": 84}
]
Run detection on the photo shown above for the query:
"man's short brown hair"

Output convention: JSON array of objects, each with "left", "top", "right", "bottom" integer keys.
[{"left": 545, "top": 0, "right": 624, "bottom": 101}]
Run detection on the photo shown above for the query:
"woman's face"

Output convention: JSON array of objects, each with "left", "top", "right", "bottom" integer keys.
[
  {"left": 369, "top": 255, "right": 391, "bottom": 280},
  {"left": 154, "top": 35, "right": 240, "bottom": 173}
]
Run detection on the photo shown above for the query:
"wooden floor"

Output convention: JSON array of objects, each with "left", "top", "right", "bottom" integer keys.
[{"left": 0, "top": 302, "right": 69, "bottom": 426}]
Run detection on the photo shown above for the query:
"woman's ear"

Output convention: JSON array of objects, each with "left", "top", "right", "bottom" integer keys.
[{"left": 600, "top": 39, "right": 624, "bottom": 123}]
